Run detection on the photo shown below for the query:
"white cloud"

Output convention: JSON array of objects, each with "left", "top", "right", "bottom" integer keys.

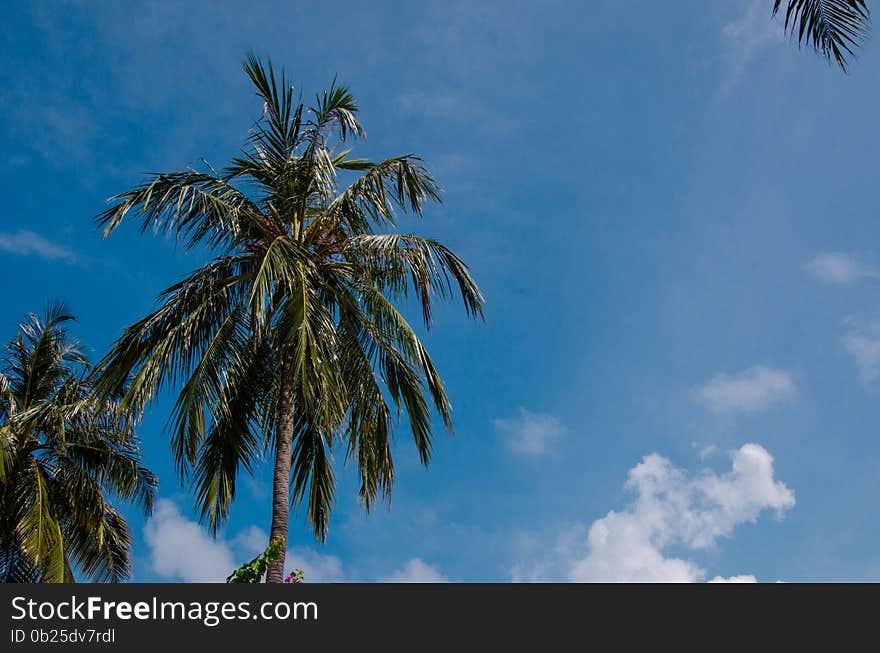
[
  {"left": 381, "top": 558, "right": 448, "bottom": 583},
  {"left": 0, "top": 230, "right": 76, "bottom": 262},
  {"left": 806, "top": 252, "right": 876, "bottom": 284},
  {"left": 709, "top": 574, "right": 758, "bottom": 583},
  {"left": 512, "top": 445, "right": 793, "bottom": 583},
  {"left": 143, "top": 501, "right": 345, "bottom": 583},
  {"left": 231, "top": 525, "right": 267, "bottom": 556},
  {"left": 286, "top": 547, "right": 346, "bottom": 583},
  {"left": 494, "top": 408, "right": 566, "bottom": 457},
  {"left": 144, "top": 501, "right": 435, "bottom": 583},
  {"left": 721, "top": 0, "right": 785, "bottom": 88},
  {"left": 567, "top": 444, "right": 794, "bottom": 582},
  {"left": 843, "top": 322, "right": 880, "bottom": 384},
  {"left": 698, "top": 366, "right": 796, "bottom": 414},
  {"left": 220, "top": 523, "right": 346, "bottom": 582},
  {"left": 143, "top": 499, "right": 237, "bottom": 583}
]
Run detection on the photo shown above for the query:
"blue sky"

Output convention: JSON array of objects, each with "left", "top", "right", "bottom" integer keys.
[{"left": 2, "top": 0, "right": 880, "bottom": 582}]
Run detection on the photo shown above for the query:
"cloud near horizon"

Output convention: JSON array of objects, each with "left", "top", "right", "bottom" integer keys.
[
  {"left": 380, "top": 559, "right": 448, "bottom": 583},
  {"left": 142, "top": 500, "right": 442, "bottom": 583}
]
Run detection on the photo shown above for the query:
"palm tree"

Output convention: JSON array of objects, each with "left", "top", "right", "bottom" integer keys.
[
  {"left": 0, "top": 306, "right": 156, "bottom": 582},
  {"left": 95, "top": 56, "right": 484, "bottom": 582},
  {"left": 773, "top": 0, "right": 870, "bottom": 72}
]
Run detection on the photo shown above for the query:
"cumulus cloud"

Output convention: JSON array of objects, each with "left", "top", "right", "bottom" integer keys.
[
  {"left": 709, "top": 575, "right": 758, "bottom": 583},
  {"left": 806, "top": 252, "right": 876, "bottom": 284},
  {"left": 143, "top": 500, "right": 238, "bottom": 583},
  {"left": 567, "top": 444, "right": 794, "bottom": 582},
  {"left": 698, "top": 366, "right": 795, "bottom": 414},
  {"left": 381, "top": 558, "right": 448, "bottom": 583},
  {"left": 493, "top": 408, "right": 566, "bottom": 457},
  {"left": 143, "top": 501, "right": 345, "bottom": 582},
  {"left": 843, "top": 322, "right": 880, "bottom": 384},
  {"left": 0, "top": 230, "right": 76, "bottom": 262},
  {"left": 143, "top": 501, "right": 438, "bottom": 583},
  {"left": 286, "top": 547, "right": 346, "bottom": 582},
  {"left": 513, "top": 445, "right": 793, "bottom": 583}
]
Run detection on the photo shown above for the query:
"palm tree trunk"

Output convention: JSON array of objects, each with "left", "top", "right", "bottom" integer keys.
[{"left": 265, "top": 374, "right": 294, "bottom": 583}]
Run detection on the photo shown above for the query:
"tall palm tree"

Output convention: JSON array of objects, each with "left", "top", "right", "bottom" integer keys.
[
  {"left": 0, "top": 306, "right": 156, "bottom": 582},
  {"left": 773, "top": 0, "right": 870, "bottom": 72},
  {"left": 96, "top": 56, "right": 484, "bottom": 582}
]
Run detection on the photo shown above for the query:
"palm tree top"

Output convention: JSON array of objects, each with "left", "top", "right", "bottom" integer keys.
[
  {"left": 95, "top": 56, "right": 484, "bottom": 547},
  {"left": 1, "top": 305, "right": 156, "bottom": 582}
]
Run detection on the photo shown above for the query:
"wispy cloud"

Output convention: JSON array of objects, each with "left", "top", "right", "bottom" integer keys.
[
  {"left": 806, "top": 252, "right": 877, "bottom": 284},
  {"left": 493, "top": 408, "right": 566, "bottom": 457},
  {"left": 514, "top": 444, "right": 794, "bottom": 582},
  {"left": 843, "top": 322, "right": 880, "bottom": 384},
  {"left": 720, "top": 0, "right": 785, "bottom": 88},
  {"left": 0, "top": 230, "right": 76, "bottom": 263},
  {"left": 697, "top": 366, "right": 796, "bottom": 414}
]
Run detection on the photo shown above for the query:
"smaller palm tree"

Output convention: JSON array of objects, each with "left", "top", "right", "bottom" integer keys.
[
  {"left": 0, "top": 305, "right": 156, "bottom": 582},
  {"left": 774, "top": 0, "right": 870, "bottom": 72}
]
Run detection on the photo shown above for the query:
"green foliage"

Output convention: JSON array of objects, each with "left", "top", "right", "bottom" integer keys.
[
  {"left": 284, "top": 568, "right": 304, "bottom": 584},
  {"left": 773, "top": 0, "right": 870, "bottom": 72},
  {"left": 226, "top": 537, "right": 287, "bottom": 583},
  {"left": 95, "top": 56, "right": 485, "bottom": 543},
  {"left": 0, "top": 306, "right": 157, "bottom": 582}
]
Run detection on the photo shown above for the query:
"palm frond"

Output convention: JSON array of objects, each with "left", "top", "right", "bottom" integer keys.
[
  {"left": 95, "top": 257, "right": 253, "bottom": 416},
  {"left": 242, "top": 54, "right": 304, "bottom": 165},
  {"left": 335, "top": 313, "right": 394, "bottom": 507},
  {"left": 289, "top": 418, "right": 335, "bottom": 542},
  {"left": 15, "top": 461, "right": 66, "bottom": 582},
  {"left": 774, "top": 0, "right": 870, "bottom": 71},
  {"left": 345, "top": 233, "right": 484, "bottom": 326},
  {"left": 0, "top": 533, "right": 42, "bottom": 583},
  {"left": 60, "top": 504, "right": 132, "bottom": 583},
  {"left": 307, "top": 79, "right": 365, "bottom": 143},
  {"left": 191, "top": 334, "right": 272, "bottom": 532},
  {"left": 326, "top": 156, "right": 442, "bottom": 234},
  {"left": 61, "top": 435, "right": 157, "bottom": 513},
  {"left": 96, "top": 171, "right": 267, "bottom": 248}
]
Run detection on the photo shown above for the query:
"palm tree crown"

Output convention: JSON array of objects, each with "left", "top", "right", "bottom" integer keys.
[
  {"left": 0, "top": 306, "right": 156, "bottom": 582},
  {"left": 96, "top": 56, "right": 484, "bottom": 580}
]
